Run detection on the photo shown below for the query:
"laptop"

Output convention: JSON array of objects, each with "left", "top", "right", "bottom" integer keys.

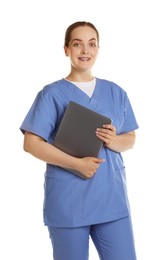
[{"left": 53, "top": 101, "right": 112, "bottom": 179}]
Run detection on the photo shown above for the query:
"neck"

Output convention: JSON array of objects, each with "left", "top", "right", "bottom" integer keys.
[{"left": 65, "top": 69, "right": 94, "bottom": 82}]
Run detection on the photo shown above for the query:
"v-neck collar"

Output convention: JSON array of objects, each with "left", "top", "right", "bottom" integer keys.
[{"left": 62, "top": 78, "right": 100, "bottom": 105}]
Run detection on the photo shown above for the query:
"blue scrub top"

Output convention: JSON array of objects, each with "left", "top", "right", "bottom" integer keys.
[{"left": 20, "top": 78, "right": 139, "bottom": 228}]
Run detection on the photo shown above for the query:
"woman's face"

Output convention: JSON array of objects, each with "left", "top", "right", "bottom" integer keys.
[{"left": 64, "top": 26, "right": 99, "bottom": 72}]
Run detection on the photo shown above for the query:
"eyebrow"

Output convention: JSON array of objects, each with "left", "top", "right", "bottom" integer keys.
[{"left": 71, "top": 38, "right": 97, "bottom": 42}]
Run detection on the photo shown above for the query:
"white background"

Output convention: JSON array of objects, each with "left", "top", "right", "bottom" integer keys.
[{"left": 0, "top": 0, "right": 159, "bottom": 259}]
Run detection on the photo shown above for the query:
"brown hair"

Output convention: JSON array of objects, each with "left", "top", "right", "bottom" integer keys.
[{"left": 64, "top": 21, "right": 99, "bottom": 47}]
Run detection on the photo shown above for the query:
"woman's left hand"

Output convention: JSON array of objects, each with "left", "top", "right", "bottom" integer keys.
[{"left": 95, "top": 124, "right": 116, "bottom": 147}]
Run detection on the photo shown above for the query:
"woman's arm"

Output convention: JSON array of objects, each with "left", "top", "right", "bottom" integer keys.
[
  {"left": 96, "top": 124, "right": 136, "bottom": 153},
  {"left": 23, "top": 131, "right": 105, "bottom": 178}
]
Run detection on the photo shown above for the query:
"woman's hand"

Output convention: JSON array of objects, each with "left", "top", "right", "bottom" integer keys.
[
  {"left": 23, "top": 132, "right": 105, "bottom": 179},
  {"left": 96, "top": 124, "right": 116, "bottom": 147},
  {"left": 95, "top": 125, "right": 136, "bottom": 152},
  {"left": 77, "top": 157, "right": 105, "bottom": 179}
]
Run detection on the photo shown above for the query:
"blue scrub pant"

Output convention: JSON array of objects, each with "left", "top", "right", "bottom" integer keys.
[{"left": 47, "top": 216, "right": 137, "bottom": 260}]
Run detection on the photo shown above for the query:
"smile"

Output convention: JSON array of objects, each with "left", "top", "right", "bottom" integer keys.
[{"left": 79, "top": 57, "right": 90, "bottom": 61}]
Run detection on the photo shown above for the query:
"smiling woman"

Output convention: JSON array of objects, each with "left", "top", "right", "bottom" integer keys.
[
  {"left": 20, "top": 21, "right": 139, "bottom": 260},
  {"left": 64, "top": 22, "right": 99, "bottom": 80}
]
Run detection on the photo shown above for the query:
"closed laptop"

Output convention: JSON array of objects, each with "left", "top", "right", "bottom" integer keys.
[{"left": 53, "top": 101, "right": 112, "bottom": 178}]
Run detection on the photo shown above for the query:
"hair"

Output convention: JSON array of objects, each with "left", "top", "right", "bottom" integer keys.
[{"left": 64, "top": 21, "right": 99, "bottom": 47}]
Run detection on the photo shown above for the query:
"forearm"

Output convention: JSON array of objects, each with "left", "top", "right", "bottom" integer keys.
[
  {"left": 23, "top": 132, "right": 79, "bottom": 170},
  {"left": 106, "top": 131, "right": 136, "bottom": 153},
  {"left": 23, "top": 132, "right": 106, "bottom": 179}
]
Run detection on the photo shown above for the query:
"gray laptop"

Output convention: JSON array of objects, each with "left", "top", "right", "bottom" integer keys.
[{"left": 53, "top": 101, "right": 112, "bottom": 179}]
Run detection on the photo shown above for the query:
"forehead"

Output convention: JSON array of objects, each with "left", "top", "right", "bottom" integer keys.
[{"left": 70, "top": 26, "right": 98, "bottom": 41}]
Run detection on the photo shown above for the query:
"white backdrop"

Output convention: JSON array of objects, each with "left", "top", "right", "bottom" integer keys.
[{"left": 0, "top": 0, "right": 159, "bottom": 259}]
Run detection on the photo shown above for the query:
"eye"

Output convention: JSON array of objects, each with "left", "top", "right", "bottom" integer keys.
[
  {"left": 89, "top": 42, "right": 97, "bottom": 47},
  {"left": 73, "top": 42, "right": 81, "bottom": 47}
]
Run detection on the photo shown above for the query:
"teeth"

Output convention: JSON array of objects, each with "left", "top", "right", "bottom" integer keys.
[{"left": 79, "top": 57, "right": 89, "bottom": 61}]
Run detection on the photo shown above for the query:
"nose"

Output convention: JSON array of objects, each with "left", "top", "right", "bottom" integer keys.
[{"left": 81, "top": 45, "right": 89, "bottom": 54}]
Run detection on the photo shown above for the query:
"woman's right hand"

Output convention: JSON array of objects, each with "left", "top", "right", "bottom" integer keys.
[
  {"left": 23, "top": 132, "right": 105, "bottom": 179},
  {"left": 77, "top": 157, "right": 105, "bottom": 179}
]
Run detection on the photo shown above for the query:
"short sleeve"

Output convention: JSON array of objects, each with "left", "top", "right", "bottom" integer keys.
[
  {"left": 20, "top": 89, "right": 58, "bottom": 142},
  {"left": 119, "top": 92, "right": 139, "bottom": 133}
]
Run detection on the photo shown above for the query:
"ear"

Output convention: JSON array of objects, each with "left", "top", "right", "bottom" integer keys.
[{"left": 64, "top": 46, "right": 69, "bottom": 56}]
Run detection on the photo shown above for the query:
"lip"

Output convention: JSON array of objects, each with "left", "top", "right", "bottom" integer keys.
[{"left": 78, "top": 57, "right": 91, "bottom": 61}]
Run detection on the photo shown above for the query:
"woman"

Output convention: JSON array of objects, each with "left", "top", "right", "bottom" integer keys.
[{"left": 20, "top": 21, "right": 138, "bottom": 260}]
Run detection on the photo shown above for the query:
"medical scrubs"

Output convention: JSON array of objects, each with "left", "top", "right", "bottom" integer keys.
[{"left": 20, "top": 78, "right": 139, "bottom": 228}]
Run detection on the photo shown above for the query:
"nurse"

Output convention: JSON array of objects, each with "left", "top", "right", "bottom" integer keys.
[{"left": 20, "top": 21, "right": 139, "bottom": 260}]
